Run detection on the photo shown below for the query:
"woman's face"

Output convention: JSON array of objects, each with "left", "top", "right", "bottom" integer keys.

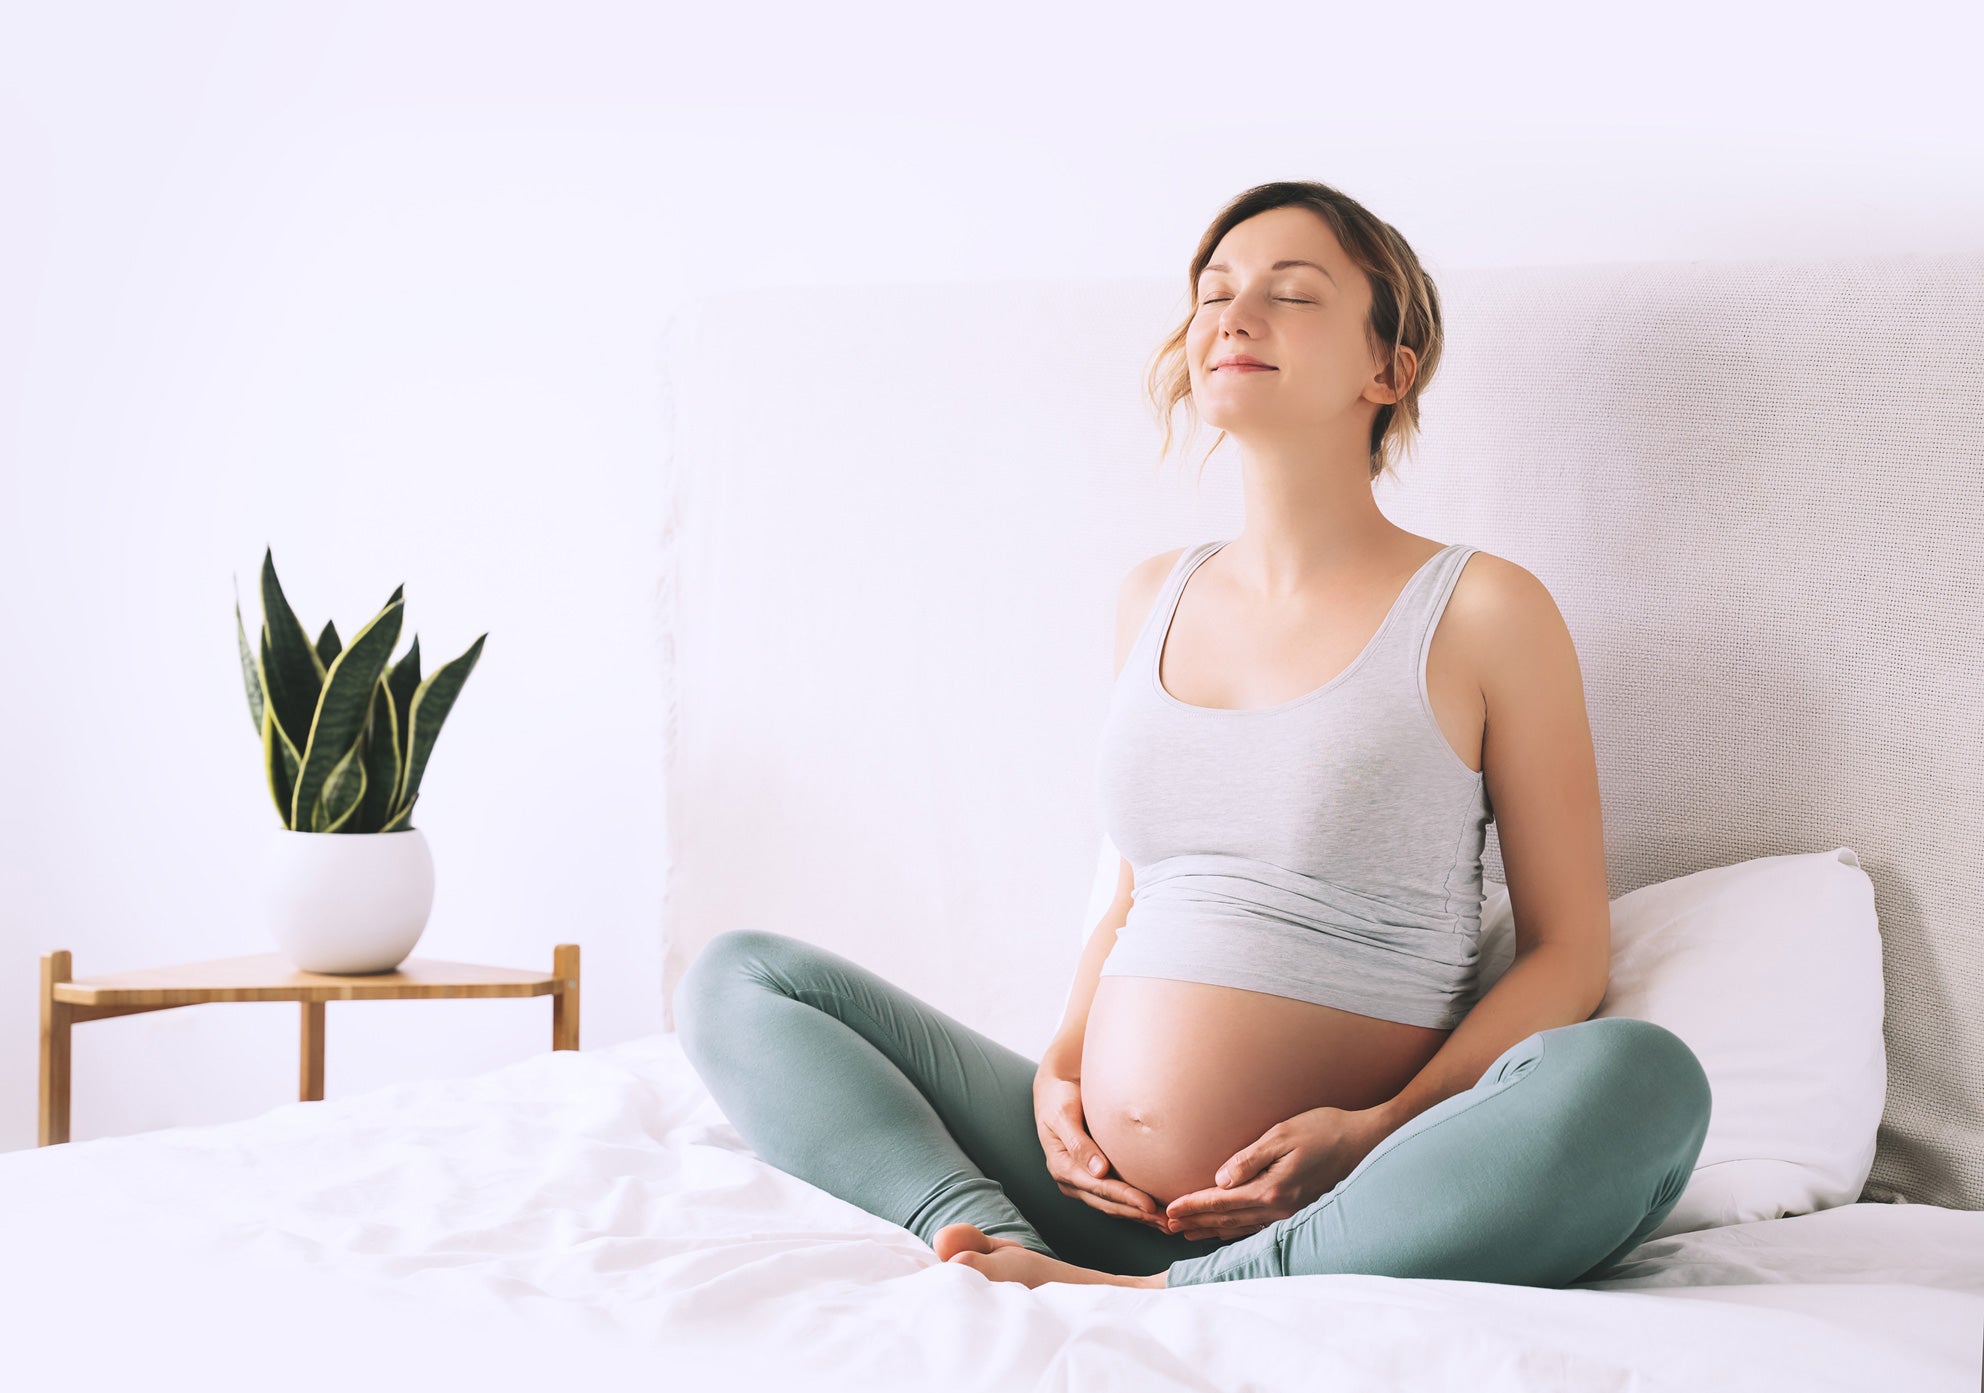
[{"left": 1186, "top": 206, "right": 1389, "bottom": 440}]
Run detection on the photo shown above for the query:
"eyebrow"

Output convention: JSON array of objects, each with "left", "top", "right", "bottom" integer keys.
[{"left": 1200, "top": 259, "right": 1338, "bottom": 286}]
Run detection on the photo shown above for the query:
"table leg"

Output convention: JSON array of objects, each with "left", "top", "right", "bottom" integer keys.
[
  {"left": 39, "top": 951, "right": 73, "bottom": 1146},
  {"left": 552, "top": 942, "right": 580, "bottom": 1050},
  {"left": 300, "top": 1000, "right": 325, "bottom": 1101}
]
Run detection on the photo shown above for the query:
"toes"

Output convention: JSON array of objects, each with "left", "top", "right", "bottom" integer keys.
[{"left": 933, "top": 1223, "right": 994, "bottom": 1262}]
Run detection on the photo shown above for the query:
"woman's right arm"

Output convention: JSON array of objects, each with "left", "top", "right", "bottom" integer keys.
[
  {"left": 1030, "top": 550, "right": 1185, "bottom": 1231},
  {"left": 1037, "top": 546, "right": 1183, "bottom": 1082},
  {"left": 1038, "top": 861, "right": 1134, "bottom": 1079}
]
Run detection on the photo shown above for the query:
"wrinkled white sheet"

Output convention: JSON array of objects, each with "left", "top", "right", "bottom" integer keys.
[{"left": 3, "top": 1032, "right": 1978, "bottom": 1393}]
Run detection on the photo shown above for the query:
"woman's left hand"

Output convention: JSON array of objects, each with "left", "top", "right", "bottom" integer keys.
[{"left": 1163, "top": 1104, "right": 1399, "bottom": 1242}]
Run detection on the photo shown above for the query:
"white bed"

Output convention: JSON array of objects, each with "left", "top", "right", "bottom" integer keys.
[
  {"left": 5, "top": 1031, "right": 1980, "bottom": 1392},
  {"left": 10, "top": 248, "right": 1983, "bottom": 1389}
]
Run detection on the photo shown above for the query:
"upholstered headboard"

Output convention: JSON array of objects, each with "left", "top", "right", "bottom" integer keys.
[{"left": 656, "top": 253, "right": 1984, "bottom": 1213}]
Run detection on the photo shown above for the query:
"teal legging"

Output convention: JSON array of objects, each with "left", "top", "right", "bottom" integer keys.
[{"left": 671, "top": 928, "right": 1712, "bottom": 1287}]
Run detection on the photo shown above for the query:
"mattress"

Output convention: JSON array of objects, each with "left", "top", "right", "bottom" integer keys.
[{"left": 3, "top": 1032, "right": 1978, "bottom": 1393}]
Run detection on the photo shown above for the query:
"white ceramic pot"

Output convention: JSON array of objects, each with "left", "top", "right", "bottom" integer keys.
[{"left": 260, "top": 826, "right": 436, "bottom": 974}]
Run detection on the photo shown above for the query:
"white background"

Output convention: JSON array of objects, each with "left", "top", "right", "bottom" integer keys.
[{"left": 2, "top": 0, "right": 1978, "bottom": 1151}]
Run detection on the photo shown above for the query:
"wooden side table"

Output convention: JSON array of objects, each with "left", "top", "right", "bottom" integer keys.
[{"left": 37, "top": 943, "right": 580, "bottom": 1146}]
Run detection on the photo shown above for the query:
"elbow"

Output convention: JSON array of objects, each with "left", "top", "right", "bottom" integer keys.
[
  {"left": 1516, "top": 938, "right": 1610, "bottom": 1021},
  {"left": 1577, "top": 951, "right": 1611, "bottom": 1019}
]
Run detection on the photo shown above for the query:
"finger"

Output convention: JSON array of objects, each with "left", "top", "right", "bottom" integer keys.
[
  {"left": 1214, "top": 1155, "right": 1259, "bottom": 1188},
  {"left": 1069, "top": 1188, "right": 1171, "bottom": 1225},
  {"left": 1063, "top": 1166, "right": 1158, "bottom": 1214},
  {"left": 1058, "top": 1131, "right": 1114, "bottom": 1186},
  {"left": 1168, "top": 1181, "right": 1280, "bottom": 1218},
  {"left": 1071, "top": 1179, "right": 1160, "bottom": 1220},
  {"left": 1051, "top": 1124, "right": 1107, "bottom": 1180},
  {"left": 1173, "top": 1208, "right": 1282, "bottom": 1241},
  {"left": 1102, "top": 1181, "right": 1163, "bottom": 1214},
  {"left": 1068, "top": 1143, "right": 1158, "bottom": 1213},
  {"left": 1166, "top": 1195, "right": 1269, "bottom": 1227},
  {"left": 1088, "top": 1178, "right": 1168, "bottom": 1223}
]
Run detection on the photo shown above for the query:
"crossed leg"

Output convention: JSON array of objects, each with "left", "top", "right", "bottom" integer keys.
[{"left": 673, "top": 929, "right": 1711, "bottom": 1290}]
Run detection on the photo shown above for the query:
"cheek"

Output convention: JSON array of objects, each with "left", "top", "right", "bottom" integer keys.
[
  {"left": 1298, "top": 338, "right": 1361, "bottom": 386},
  {"left": 1184, "top": 331, "right": 1212, "bottom": 374}
]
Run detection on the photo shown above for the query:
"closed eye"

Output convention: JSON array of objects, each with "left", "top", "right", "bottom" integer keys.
[{"left": 1199, "top": 297, "right": 1311, "bottom": 305}]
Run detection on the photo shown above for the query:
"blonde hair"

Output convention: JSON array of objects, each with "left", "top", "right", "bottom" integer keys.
[{"left": 1145, "top": 180, "right": 1444, "bottom": 486}]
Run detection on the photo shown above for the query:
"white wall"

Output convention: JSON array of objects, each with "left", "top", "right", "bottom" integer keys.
[{"left": 2, "top": 0, "right": 1977, "bottom": 1152}]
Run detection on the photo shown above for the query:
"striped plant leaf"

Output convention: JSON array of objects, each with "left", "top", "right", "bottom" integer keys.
[
  {"left": 313, "top": 737, "right": 367, "bottom": 833},
  {"left": 235, "top": 550, "right": 455, "bottom": 836},
  {"left": 258, "top": 548, "right": 324, "bottom": 752},
  {"left": 395, "top": 633, "right": 487, "bottom": 822},
  {"left": 261, "top": 697, "right": 298, "bottom": 826},
  {"left": 358, "top": 679, "right": 401, "bottom": 833},
  {"left": 385, "top": 636, "right": 422, "bottom": 810},
  {"left": 290, "top": 596, "right": 403, "bottom": 833},
  {"left": 234, "top": 579, "right": 265, "bottom": 741},
  {"left": 258, "top": 628, "right": 301, "bottom": 824}
]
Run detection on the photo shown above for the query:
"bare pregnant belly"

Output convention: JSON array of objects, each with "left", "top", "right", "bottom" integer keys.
[{"left": 1078, "top": 975, "right": 1453, "bottom": 1206}]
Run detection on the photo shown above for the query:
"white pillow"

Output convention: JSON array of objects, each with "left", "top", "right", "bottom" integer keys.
[{"left": 1078, "top": 840, "right": 1885, "bottom": 1241}]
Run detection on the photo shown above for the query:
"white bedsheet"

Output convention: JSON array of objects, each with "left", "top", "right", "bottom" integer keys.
[{"left": 3, "top": 1032, "right": 1978, "bottom": 1392}]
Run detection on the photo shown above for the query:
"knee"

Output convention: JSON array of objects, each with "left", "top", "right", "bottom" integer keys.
[
  {"left": 671, "top": 928, "right": 792, "bottom": 1043},
  {"left": 1555, "top": 1016, "right": 1712, "bottom": 1144}
]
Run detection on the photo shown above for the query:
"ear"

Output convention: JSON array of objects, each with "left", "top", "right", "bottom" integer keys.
[{"left": 1377, "top": 344, "right": 1418, "bottom": 403}]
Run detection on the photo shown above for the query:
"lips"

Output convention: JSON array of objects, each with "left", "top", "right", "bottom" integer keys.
[{"left": 1212, "top": 356, "right": 1275, "bottom": 370}]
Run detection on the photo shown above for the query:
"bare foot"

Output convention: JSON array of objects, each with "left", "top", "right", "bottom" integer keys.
[
  {"left": 932, "top": 1222, "right": 1032, "bottom": 1263},
  {"left": 933, "top": 1223, "right": 1165, "bottom": 1289}
]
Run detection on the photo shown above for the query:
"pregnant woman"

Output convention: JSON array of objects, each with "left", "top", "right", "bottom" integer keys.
[{"left": 672, "top": 179, "right": 1712, "bottom": 1290}]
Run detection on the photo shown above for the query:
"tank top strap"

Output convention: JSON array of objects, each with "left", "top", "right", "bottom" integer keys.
[
  {"left": 1139, "top": 539, "right": 1475, "bottom": 697},
  {"left": 1138, "top": 539, "right": 1227, "bottom": 656},
  {"left": 1389, "top": 543, "right": 1478, "bottom": 685},
  {"left": 1169, "top": 539, "right": 1226, "bottom": 594}
]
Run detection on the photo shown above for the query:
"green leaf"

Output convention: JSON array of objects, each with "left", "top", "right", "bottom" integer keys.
[
  {"left": 259, "top": 548, "right": 324, "bottom": 755},
  {"left": 259, "top": 629, "right": 301, "bottom": 827},
  {"left": 359, "top": 679, "right": 401, "bottom": 833},
  {"left": 386, "top": 634, "right": 422, "bottom": 810},
  {"left": 381, "top": 793, "right": 418, "bottom": 832},
  {"left": 395, "top": 633, "right": 486, "bottom": 820},
  {"left": 234, "top": 576, "right": 265, "bottom": 741},
  {"left": 291, "top": 594, "right": 404, "bottom": 832},
  {"left": 314, "top": 584, "right": 400, "bottom": 675},
  {"left": 314, "top": 738, "right": 367, "bottom": 833}
]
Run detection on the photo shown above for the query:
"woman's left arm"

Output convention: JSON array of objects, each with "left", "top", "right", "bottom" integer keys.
[
  {"left": 1163, "top": 557, "right": 1616, "bottom": 1243},
  {"left": 1165, "top": 945, "right": 1607, "bottom": 1240},
  {"left": 1373, "top": 555, "right": 1612, "bottom": 1134},
  {"left": 1371, "top": 943, "right": 1607, "bottom": 1134}
]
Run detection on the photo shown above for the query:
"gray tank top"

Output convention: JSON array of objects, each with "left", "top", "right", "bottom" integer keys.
[{"left": 1094, "top": 538, "right": 1493, "bottom": 1030}]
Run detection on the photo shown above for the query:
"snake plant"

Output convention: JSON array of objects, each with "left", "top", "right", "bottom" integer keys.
[{"left": 233, "top": 547, "right": 486, "bottom": 833}]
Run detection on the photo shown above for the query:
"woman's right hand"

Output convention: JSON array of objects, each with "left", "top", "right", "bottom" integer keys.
[{"left": 1033, "top": 1066, "right": 1171, "bottom": 1232}]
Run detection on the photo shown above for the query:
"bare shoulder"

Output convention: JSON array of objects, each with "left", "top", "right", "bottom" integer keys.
[
  {"left": 1442, "top": 548, "right": 1584, "bottom": 709},
  {"left": 1113, "top": 546, "right": 1189, "bottom": 680}
]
